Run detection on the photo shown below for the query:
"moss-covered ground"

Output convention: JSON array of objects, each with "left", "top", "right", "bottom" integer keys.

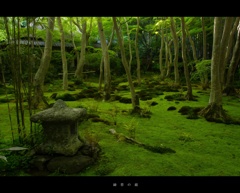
[{"left": 1, "top": 75, "right": 240, "bottom": 176}]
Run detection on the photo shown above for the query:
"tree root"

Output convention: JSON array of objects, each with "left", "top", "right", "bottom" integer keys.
[
  {"left": 199, "top": 103, "right": 232, "bottom": 123},
  {"left": 109, "top": 129, "right": 176, "bottom": 154}
]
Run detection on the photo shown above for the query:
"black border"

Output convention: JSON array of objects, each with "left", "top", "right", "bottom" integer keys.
[
  {"left": 1, "top": 176, "right": 240, "bottom": 192},
  {"left": 1, "top": 1, "right": 238, "bottom": 17}
]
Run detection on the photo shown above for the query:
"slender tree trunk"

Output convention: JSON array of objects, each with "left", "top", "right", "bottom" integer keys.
[
  {"left": 33, "top": 17, "right": 55, "bottom": 109},
  {"left": 186, "top": 26, "right": 198, "bottom": 62},
  {"left": 113, "top": 17, "right": 139, "bottom": 110},
  {"left": 159, "top": 27, "right": 165, "bottom": 80},
  {"left": 199, "top": 17, "right": 229, "bottom": 122},
  {"left": 98, "top": 57, "right": 104, "bottom": 91},
  {"left": 4, "top": 17, "right": 15, "bottom": 143},
  {"left": 124, "top": 17, "right": 132, "bottom": 73},
  {"left": 201, "top": 17, "right": 209, "bottom": 89},
  {"left": 97, "top": 17, "right": 111, "bottom": 101},
  {"left": 135, "top": 17, "right": 141, "bottom": 85},
  {"left": 57, "top": 17, "right": 68, "bottom": 90},
  {"left": 181, "top": 17, "right": 193, "bottom": 100},
  {"left": 202, "top": 17, "right": 207, "bottom": 60},
  {"left": 85, "top": 17, "right": 93, "bottom": 47},
  {"left": 170, "top": 17, "right": 180, "bottom": 85},
  {"left": 75, "top": 18, "right": 87, "bottom": 80},
  {"left": 219, "top": 17, "right": 234, "bottom": 89},
  {"left": 223, "top": 17, "right": 240, "bottom": 90},
  {"left": 166, "top": 40, "right": 173, "bottom": 77},
  {"left": 225, "top": 23, "right": 240, "bottom": 92},
  {"left": 99, "top": 25, "right": 115, "bottom": 91},
  {"left": 70, "top": 18, "right": 79, "bottom": 71}
]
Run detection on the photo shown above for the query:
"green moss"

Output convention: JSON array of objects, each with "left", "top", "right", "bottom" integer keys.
[{"left": 1, "top": 76, "right": 240, "bottom": 176}]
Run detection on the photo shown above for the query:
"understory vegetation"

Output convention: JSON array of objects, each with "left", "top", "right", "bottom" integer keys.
[{"left": 1, "top": 74, "right": 240, "bottom": 176}]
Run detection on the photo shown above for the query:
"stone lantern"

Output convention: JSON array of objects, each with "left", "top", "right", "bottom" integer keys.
[
  {"left": 29, "top": 99, "right": 100, "bottom": 175},
  {"left": 30, "top": 99, "right": 87, "bottom": 156}
]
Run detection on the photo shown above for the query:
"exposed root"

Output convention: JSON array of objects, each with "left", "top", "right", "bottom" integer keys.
[
  {"left": 108, "top": 129, "right": 176, "bottom": 154},
  {"left": 198, "top": 103, "right": 231, "bottom": 123}
]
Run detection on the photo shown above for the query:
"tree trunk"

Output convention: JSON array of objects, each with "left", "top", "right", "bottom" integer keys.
[
  {"left": 159, "top": 27, "right": 165, "bottom": 80},
  {"left": 199, "top": 17, "right": 229, "bottom": 122},
  {"left": 75, "top": 18, "right": 87, "bottom": 80},
  {"left": 124, "top": 17, "right": 132, "bottom": 74},
  {"left": 223, "top": 18, "right": 239, "bottom": 74},
  {"left": 201, "top": 17, "right": 209, "bottom": 89},
  {"left": 135, "top": 17, "right": 141, "bottom": 85},
  {"left": 181, "top": 17, "right": 193, "bottom": 100},
  {"left": 33, "top": 17, "right": 55, "bottom": 108},
  {"left": 99, "top": 24, "right": 115, "bottom": 92},
  {"left": 113, "top": 17, "right": 139, "bottom": 110},
  {"left": 186, "top": 25, "right": 198, "bottom": 62},
  {"left": 170, "top": 17, "right": 180, "bottom": 85},
  {"left": 202, "top": 17, "right": 207, "bottom": 60},
  {"left": 86, "top": 17, "right": 93, "bottom": 47},
  {"left": 57, "top": 17, "right": 68, "bottom": 90},
  {"left": 185, "top": 21, "right": 198, "bottom": 73},
  {"left": 219, "top": 17, "right": 234, "bottom": 89},
  {"left": 224, "top": 23, "right": 240, "bottom": 95},
  {"left": 97, "top": 17, "right": 111, "bottom": 101},
  {"left": 166, "top": 40, "right": 173, "bottom": 77},
  {"left": 70, "top": 18, "right": 80, "bottom": 71}
]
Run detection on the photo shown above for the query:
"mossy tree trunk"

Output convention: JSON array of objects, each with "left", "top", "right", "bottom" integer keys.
[
  {"left": 99, "top": 25, "right": 114, "bottom": 92},
  {"left": 97, "top": 17, "right": 111, "bottom": 101},
  {"left": 185, "top": 19, "right": 198, "bottom": 73},
  {"left": 113, "top": 17, "right": 139, "bottom": 110},
  {"left": 223, "top": 17, "right": 240, "bottom": 80},
  {"left": 73, "top": 18, "right": 87, "bottom": 80},
  {"left": 224, "top": 21, "right": 240, "bottom": 95},
  {"left": 166, "top": 40, "right": 173, "bottom": 78},
  {"left": 218, "top": 17, "right": 234, "bottom": 90},
  {"left": 199, "top": 17, "right": 229, "bottom": 122},
  {"left": 201, "top": 17, "right": 209, "bottom": 90},
  {"left": 181, "top": 17, "right": 193, "bottom": 100},
  {"left": 57, "top": 17, "right": 68, "bottom": 91},
  {"left": 159, "top": 25, "right": 165, "bottom": 80},
  {"left": 33, "top": 17, "right": 55, "bottom": 109},
  {"left": 124, "top": 17, "right": 132, "bottom": 74},
  {"left": 170, "top": 17, "right": 180, "bottom": 85},
  {"left": 135, "top": 17, "right": 141, "bottom": 85}
]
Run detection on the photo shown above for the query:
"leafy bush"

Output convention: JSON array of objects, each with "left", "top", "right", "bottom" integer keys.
[
  {"left": 191, "top": 59, "right": 211, "bottom": 82},
  {"left": 0, "top": 146, "right": 30, "bottom": 175}
]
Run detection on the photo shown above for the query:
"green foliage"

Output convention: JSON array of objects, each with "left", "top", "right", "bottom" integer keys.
[
  {"left": 0, "top": 146, "right": 30, "bottom": 175},
  {"left": 87, "top": 102, "right": 99, "bottom": 113},
  {"left": 46, "top": 50, "right": 74, "bottom": 83},
  {"left": 124, "top": 118, "right": 138, "bottom": 139},
  {"left": 0, "top": 29, "right": 6, "bottom": 41},
  {"left": 85, "top": 52, "right": 102, "bottom": 70},
  {"left": 0, "top": 153, "right": 31, "bottom": 175},
  {"left": 191, "top": 60, "right": 211, "bottom": 82}
]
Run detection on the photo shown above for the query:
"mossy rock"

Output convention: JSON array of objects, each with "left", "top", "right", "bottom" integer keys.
[
  {"left": 140, "top": 95, "right": 152, "bottom": 101},
  {"left": 143, "top": 144, "right": 176, "bottom": 154},
  {"left": 179, "top": 106, "right": 204, "bottom": 119},
  {"left": 178, "top": 106, "right": 192, "bottom": 115},
  {"left": 119, "top": 97, "right": 132, "bottom": 104},
  {"left": 167, "top": 106, "right": 177, "bottom": 111}
]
